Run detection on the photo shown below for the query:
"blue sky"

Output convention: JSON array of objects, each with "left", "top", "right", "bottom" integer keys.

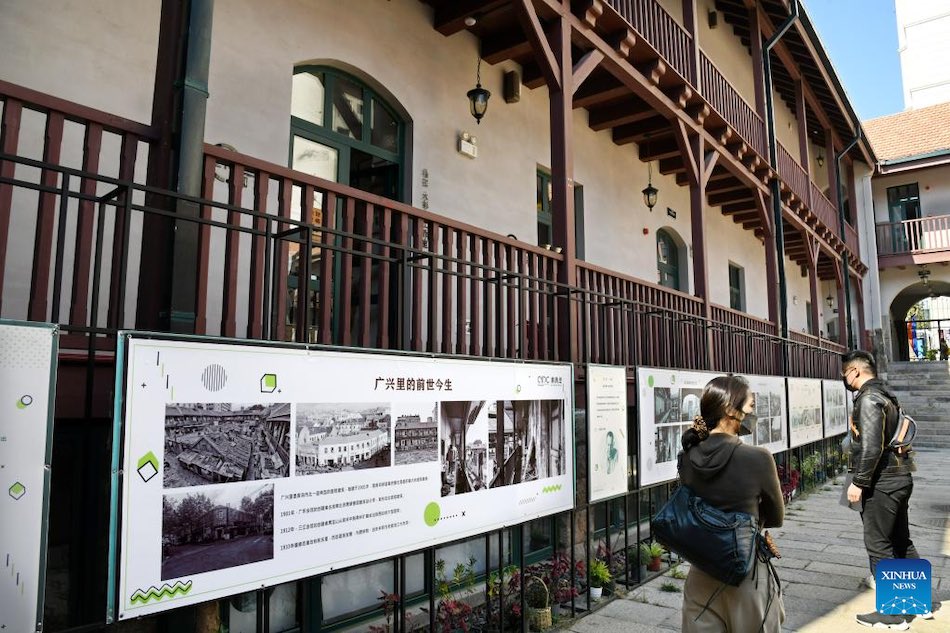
[{"left": 804, "top": 0, "right": 904, "bottom": 121}]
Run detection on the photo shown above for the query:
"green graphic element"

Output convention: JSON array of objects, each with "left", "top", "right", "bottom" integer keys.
[
  {"left": 16, "top": 394, "right": 33, "bottom": 409},
  {"left": 541, "top": 484, "right": 562, "bottom": 494},
  {"left": 137, "top": 451, "right": 160, "bottom": 483},
  {"left": 130, "top": 580, "right": 193, "bottom": 605},
  {"left": 8, "top": 481, "right": 26, "bottom": 500},
  {"left": 424, "top": 502, "right": 441, "bottom": 526},
  {"left": 647, "top": 376, "right": 654, "bottom": 388},
  {"left": 261, "top": 373, "right": 278, "bottom": 393}
]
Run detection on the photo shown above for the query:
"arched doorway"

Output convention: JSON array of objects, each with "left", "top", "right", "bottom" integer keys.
[
  {"left": 656, "top": 228, "right": 687, "bottom": 291},
  {"left": 287, "top": 65, "right": 411, "bottom": 342},
  {"left": 889, "top": 282, "right": 950, "bottom": 361}
]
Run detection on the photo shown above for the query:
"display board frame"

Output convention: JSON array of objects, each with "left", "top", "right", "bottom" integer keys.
[
  {"left": 586, "top": 364, "right": 630, "bottom": 503},
  {"left": 109, "top": 332, "right": 575, "bottom": 620},
  {"left": 0, "top": 319, "right": 58, "bottom": 633},
  {"left": 822, "top": 379, "right": 848, "bottom": 438},
  {"left": 787, "top": 377, "right": 825, "bottom": 448}
]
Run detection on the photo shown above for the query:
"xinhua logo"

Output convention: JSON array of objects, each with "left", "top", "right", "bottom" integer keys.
[{"left": 876, "top": 559, "right": 932, "bottom": 616}]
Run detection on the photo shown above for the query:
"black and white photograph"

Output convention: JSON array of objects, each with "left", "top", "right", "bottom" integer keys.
[
  {"left": 755, "top": 392, "right": 770, "bottom": 418},
  {"left": 440, "top": 401, "right": 487, "bottom": 496},
  {"left": 484, "top": 399, "right": 567, "bottom": 491},
  {"left": 770, "top": 391, "right": 783, "bottom": 417},
  {"left": 163, "top": 403, "right": 291, "bottom": 488},
  {"left": 680, "top": 389, "right": 703, "bottom": 422},
  {"left": 654, "top": 388, "right": 680, "bottom": 424},
  {"left": 654, "top": 424, "right": 680, "bottom": 464},
  {"left": 756, "top": 418, "right": 771, "bottom": 445},
  {"left": 393, "top": 403, "right": 439, "bottom": 466},
  {"left": 771, "top": 416, "right": 783, "bottom": 441},
  {"left": 295, "top": 403, "right": 391, "bottom": 475},
  {"left": 161, "top": 483, "right": 274, "bottom": 580}
]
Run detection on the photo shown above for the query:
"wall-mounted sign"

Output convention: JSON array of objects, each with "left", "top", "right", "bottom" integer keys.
[
  {"left": 822, "top": 380, "right": 848, "bottom": 437},
  {"left": 587, "top": 365, "right": 629, "bottom": 502},
  {"left": 787, "top": 378, "right": 824, "bottom": 448},
  {"left": 114, "top": 335, "right": 574, "bottom": 619},
  {"left": 740, "top": 375, "right": 788, "bottom": 454},
  {"left": 0, "top": 321, "right": 57, "bottom": 633}
]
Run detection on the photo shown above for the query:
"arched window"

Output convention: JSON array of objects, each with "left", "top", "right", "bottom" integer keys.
[
  {"left": 656, "top": 229, "right": 680, "bottom": 291},
  {"left": 290, "top": 66, "right": 406, "bottom": 201}
]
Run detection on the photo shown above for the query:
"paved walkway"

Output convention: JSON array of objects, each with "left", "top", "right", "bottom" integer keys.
[{"left": 571, "top": 447, "right": 950, "bottom": 632}]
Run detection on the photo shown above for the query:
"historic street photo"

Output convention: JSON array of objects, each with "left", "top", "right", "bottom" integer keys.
[
  {"left": 654, "top": 388, "right": 680, "bottom": 425},
  {"left": 163, "top": 403, "right": 291, "bottom": 488},
  {"left": 161, "top": 483, "right": 274, "bottom": 580},
  {"left": 440, "top": 401, "right": 488, "bottom": 496},
  {"left": 654, "top": 423, "right": 683, "bottom": 464},
  {"left": 295, "top": 403, "right": 391, "bottom": 475},
  {"left": 680, "top": 389, "right": 703, "bottom": 422},
  {"left": 393, "top": 403, "right": 439, "bottom": 466},
  {"left": 485, "top": 399, "right": 567, "bottom": 490}
]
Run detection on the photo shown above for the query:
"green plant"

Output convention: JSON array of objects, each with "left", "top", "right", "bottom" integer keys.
[
  {"left": 659, "top": 581, "right": 681, "bottom": 593},
  {"left": 668, "top": 567, "right": 687, "bottom": 580},
  {"left": 524, "top": 576, "right": 550, "bottom": 609},
  {"left": 589, "top": 559, "right": 611, "bottom": 589},
  {"left": 639, "top": 541, "right": 665, "bottom": 560}
]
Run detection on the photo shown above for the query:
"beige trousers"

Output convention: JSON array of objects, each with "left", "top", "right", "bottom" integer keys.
[{"left": 681, "top": 558, "right": 785, "bottom": 633}]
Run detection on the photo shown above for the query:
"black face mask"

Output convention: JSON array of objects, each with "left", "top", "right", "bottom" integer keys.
[{"left": 843, "top": 371, "right": 858, "bottom": 393}]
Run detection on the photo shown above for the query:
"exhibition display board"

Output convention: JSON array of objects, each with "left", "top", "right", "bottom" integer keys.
[
  {"left": 787, "top": 378, "right": 825, "bottom": 448},
  {"left": 741, "top": 375, "right": 788, "bottom": 454},
  {"left": 587, "top": 365, "right": 629, "bottom": 502},
  {"left": 0, "top": 320, "right": 58, "bottom": 633},
  {"left": 637, "top": 368, "right": 790, "bottom": 486},
  {"left": 114, "top": 335, "right": 574, "bottom": 619},
  {"left": 822, "top": 380, "right": 848, "bottom": 437}
]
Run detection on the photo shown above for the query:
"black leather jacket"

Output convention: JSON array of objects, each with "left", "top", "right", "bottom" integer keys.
[{"left": 850, "top": 378, "right": 916, "bottom": 488}]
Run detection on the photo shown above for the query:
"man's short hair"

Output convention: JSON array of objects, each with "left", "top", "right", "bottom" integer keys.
[{"left": 841, "top": 349, "right": 877, "bottom": 376}]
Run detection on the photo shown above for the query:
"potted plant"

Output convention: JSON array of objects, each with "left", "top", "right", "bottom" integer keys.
[
  {"left": 588, "top": 559, "right": 611, "bottom": 601},
  {"left": 524, "top": 575, "right": 552, "bottom": 631},
  {"left": 640, "top": 541, "right": 666, "bottom": 572}
]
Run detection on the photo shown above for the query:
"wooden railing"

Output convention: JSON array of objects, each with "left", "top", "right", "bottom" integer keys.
[
  {"left": 845, "top": 222, "right": 860, "bottom": 257},
  {"left": 810, "top": 182, "right": 839, "bottom": 237},
  {"left": 709, "top": 304, "right": 779, "bottom": 376},
  {"left": 201, "top": 145, "right": 563, "bottom": 360},
  {"left": 699, "top": 52, "right": 766, "bottom": 158},
  {"left": 606, "top": 0, "right": 692, "bottom": 80},
  {"left": 576, "top": 262, "right": 707, "bottom": 369},
  {"left": 776, "top": 142, "right": 808, "bottom": 204},
  {"left": 876, "top": 214, "right": 950, "bottom": 257}
]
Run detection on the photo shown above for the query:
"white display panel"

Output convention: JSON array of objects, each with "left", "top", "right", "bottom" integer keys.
[
  {"left": 637, "top": 367, "right": 717, "bottom": 487},
  {"left": 116, "top": 335, "right": 574, "bottom": 619},
  {"left": 787, "top": 378, "right": 824, "bottom": 448},
  {"left": 822, "top": 380, "right": 848, "bottom": 437},
  {"left": 740, "top": 375, "right": 788, "bottom": 454},
  {"left": 587, "top": 365, "right": 629, "bottom": 502},
  {"left": 0, "top": 321, "right": 57, "bottom": 633}
]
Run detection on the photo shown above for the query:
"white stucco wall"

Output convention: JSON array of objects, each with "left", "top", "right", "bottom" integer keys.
[
  {"left": 0, "top": 0, "right": 158, "bottom": 122},
  {"left": 698, "top": 0, "right": 757, "bottom": 111}
]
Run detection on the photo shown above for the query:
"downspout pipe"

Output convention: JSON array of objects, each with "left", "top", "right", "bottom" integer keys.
[
  {"left": 170, "top": 0, "right": 215, "bottom": 333},
  {"left": 836, "top": 130, "right": 861, "bottom": 350},
  {"left": 763, "top": 0, "right": 799, "bottom": 371}
]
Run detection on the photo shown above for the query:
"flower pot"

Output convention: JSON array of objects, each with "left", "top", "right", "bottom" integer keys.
[
  {"left": 639, "top": 565, "right": 648, "bottom": 580},
  {"left": 647, "top": 556, "right": 663, "bottom": 572},
  {"left": 589, "top": 586, "right": 603, "bottom": 601}
]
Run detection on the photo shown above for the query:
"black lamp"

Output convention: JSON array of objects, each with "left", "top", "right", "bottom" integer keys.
[
  {"left": 825, "top": 294, "right": 834, "bottom": 309},
  {"left": 642, "top": 157, "right": 658, "bottom": 211},
  {"left": 467, "top": 56, "right": 490, "bottom": 124}
]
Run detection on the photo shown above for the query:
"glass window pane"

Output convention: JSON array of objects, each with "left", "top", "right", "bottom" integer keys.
[
  {"left": 225, "top": 592, "right": 257, "bottom": 633},
  {"left": 269, "top": 583, "right": 299, "bottom": 632},
  {"left": 332, "top": 76, "right": 364, "bottom": 140},
  {"left": 291, "top": 72, "right": 326, "bottom": 126},
  {"left": 371, "top": 99, "right": 398, "bottom": 152},
  {"left": 322, "top": 560, "right": 394, "bottom": 621}
]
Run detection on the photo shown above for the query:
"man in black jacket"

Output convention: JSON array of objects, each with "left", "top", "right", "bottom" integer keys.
[{"left": 842, "top": 350, "right": 925, "bottom": 629}]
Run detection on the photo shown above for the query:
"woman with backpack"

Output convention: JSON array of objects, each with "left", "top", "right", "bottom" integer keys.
[{"left": 678, "top": 375, "right": 785, "bottom": 632}]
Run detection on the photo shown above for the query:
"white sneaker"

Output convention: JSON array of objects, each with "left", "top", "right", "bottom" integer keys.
[{"left": 863, "top": 574, "right": 876, "bottom": 589}]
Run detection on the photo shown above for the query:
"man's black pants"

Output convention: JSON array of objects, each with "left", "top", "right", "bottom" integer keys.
[{"left": 860, "top": 474, "right": 919, "bottom": 575}]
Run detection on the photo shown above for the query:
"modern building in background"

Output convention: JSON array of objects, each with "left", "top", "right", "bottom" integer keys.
[
  {"left": 0, "top": 0, "right": 881, "bottom": 631},
  {"left": 895, "top": 0, "right": 950, "bottom": 110}
]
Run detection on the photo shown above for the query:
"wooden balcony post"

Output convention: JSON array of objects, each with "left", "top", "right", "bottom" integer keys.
[
  {"left": 834, "top": 264, "right": 847, "bottom": 347},
  {"left": 795, "top": 80, "right": 810, "bottom": 179},
  {"left": 805, "top": 237, "right": 820, "bottom": 336},
  {"left": 749, "top": 6, "right": 766, "bottom": 120},
  {"left": 516, "top": 0, "right": 578, "bottom": 361},
  {"left": 825, "top": 129, "right": 836, "bottom": 204},
  {"left": 754, "top": 190, "right": 778, "bottom": 324},
  {"left": 682, "top": 0, "right": 700, "bottom": 88}
]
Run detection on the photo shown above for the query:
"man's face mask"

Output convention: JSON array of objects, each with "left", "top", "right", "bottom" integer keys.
[{"left": 842, "top": 366, "right": 859, "bottom": 392}]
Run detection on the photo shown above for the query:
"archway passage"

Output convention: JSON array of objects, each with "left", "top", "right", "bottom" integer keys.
[{"left": 889, "top": 282, "right": 950, "bottom": 361}]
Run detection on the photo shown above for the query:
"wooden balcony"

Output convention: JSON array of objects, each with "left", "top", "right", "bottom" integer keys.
[
  {"left": 0, "top": 81, "right": 847, "bottom": 393},
  {"left": 699, "top": 51, "right": 766, "bottom": 158},
  {"left": 876, "top": 214, "right": 950, "bottom": 267}
]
